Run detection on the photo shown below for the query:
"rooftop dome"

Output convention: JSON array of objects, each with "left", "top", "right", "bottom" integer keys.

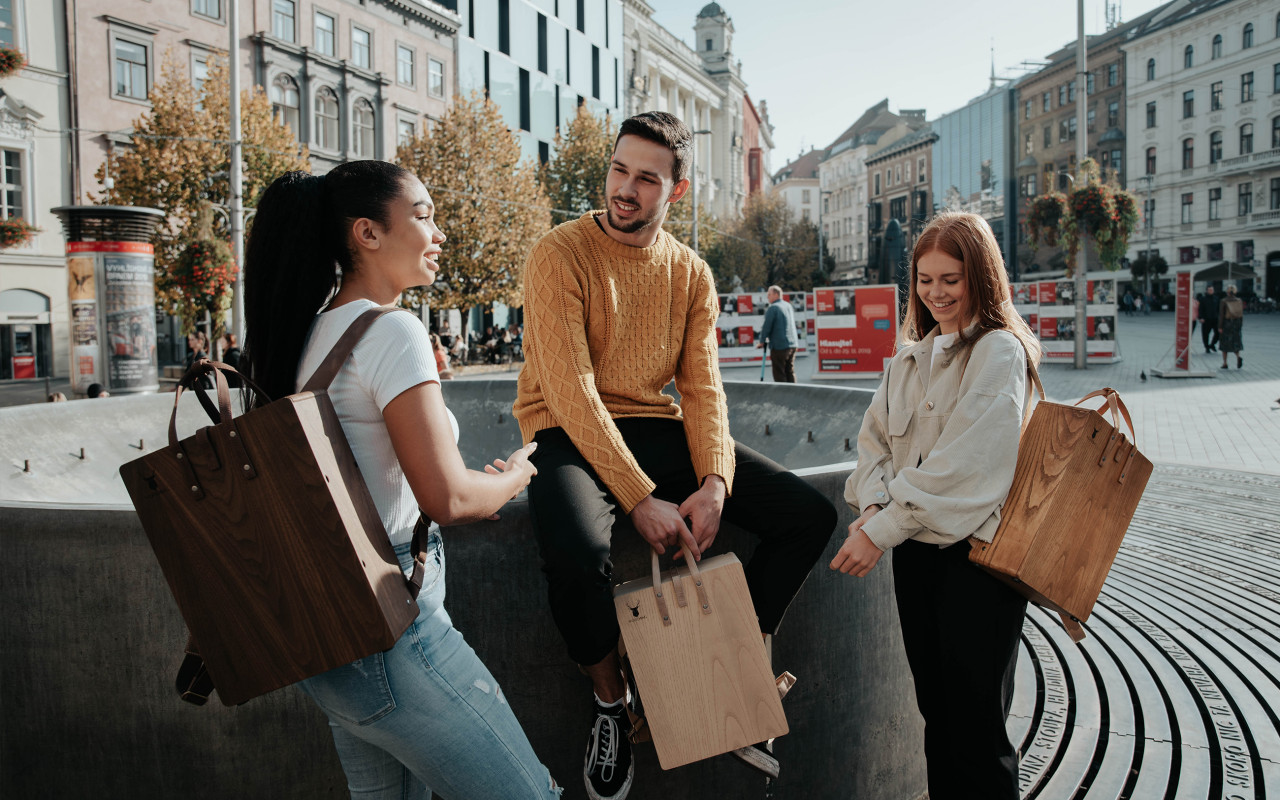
[{"left": 698, "top": 2, "right": 725, "bottom": 18}]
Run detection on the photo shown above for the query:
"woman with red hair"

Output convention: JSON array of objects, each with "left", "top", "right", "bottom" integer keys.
[{"left": 832, "top": 212, "right": 1041, "bottom": 799}]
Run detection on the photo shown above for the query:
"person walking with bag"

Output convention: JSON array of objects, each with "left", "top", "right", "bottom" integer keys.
[
  {"left": 241, "top": 161, "right": 559, "bottom": 800},
  {"left": 830, "top": 212, "right": 1040, "bottom": 799},
  {"left": 1218, "top": 284, "right": 1245, "bottom": 369}
]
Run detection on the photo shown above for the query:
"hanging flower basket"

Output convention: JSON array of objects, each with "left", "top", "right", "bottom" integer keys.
[
  {"left": 172, "top": 238, "right": 237, "bottom": 333},
  {"left": 1026, "top": 193, "right": 1067, "bottom": 248},
  {"left": 1067, "top": 183, "right": 1116, "bottom": 242},
  {"left": 0, "top": 217, "right": 40, "bottom": 249},
  {"left": 0, "top": 46, "right": 26, "bottom": 79}
]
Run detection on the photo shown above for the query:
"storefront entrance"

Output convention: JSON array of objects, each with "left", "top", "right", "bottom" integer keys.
[{"left": 0, "top": 289, "right": 53, "bottom": 380}]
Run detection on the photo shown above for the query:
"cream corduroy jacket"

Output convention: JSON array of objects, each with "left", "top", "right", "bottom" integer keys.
[{"left": 844, "top": 326, "right": 1030, "bottom": 551}]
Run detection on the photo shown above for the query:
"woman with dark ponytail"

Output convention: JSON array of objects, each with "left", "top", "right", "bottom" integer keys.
[{"left": 243, "top": 161, "right": 559, "bottom": 799}]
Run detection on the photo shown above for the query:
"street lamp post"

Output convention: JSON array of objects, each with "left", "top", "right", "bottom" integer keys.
[
  {"left": 1073, "top": 0, "right": 1088, "bottom": 370},
  {"left": 229, "top": 0, "right": 245, "bottom": 344},
  {"left": 689, "top": 129, "right": 713, "bottom": 254}
]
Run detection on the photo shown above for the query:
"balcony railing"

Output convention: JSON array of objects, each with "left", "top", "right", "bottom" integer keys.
[
  {"left": 1251, "top": 209, "right": 1280, "bottom": 227},
  {"left": 1207, "top": 147, "right": 1278, "bottom": 177}
]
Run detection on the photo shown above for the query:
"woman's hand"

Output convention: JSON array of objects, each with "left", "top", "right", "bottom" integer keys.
[
  {"left": 481, "top": 443, "right": 538, "bottom": 515},
  {"left": 830, "top": 505, "right": 884, "bottom": 577}
]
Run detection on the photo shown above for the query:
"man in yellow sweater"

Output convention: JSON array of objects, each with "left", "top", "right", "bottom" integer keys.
[{"left": 514, "top": 111, "right": 836, "bottom": 800}]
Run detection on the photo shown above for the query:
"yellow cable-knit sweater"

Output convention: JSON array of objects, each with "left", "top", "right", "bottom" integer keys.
[{"left": 514, "top": 212, "right": 735, "bottom": 512}]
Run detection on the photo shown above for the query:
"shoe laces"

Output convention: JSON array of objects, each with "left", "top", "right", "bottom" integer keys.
[{"left": 589, "top": 709, "right": 620, "bottom": 781}]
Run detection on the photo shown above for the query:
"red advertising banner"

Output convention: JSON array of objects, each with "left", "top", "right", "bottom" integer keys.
[
  {"left": 814, "top": 285, "right": 897, "bottom": 377},
  {"left": 1175, "top": 272, "right": 1191, "bottom": 370},
  {"left": 11, "top": 355, "right": 35, "bottom": 379}
]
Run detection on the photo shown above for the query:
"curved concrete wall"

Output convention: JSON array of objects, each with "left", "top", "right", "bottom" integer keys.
[{"left": 1, "top": 382, "right": 924, "bottom": 800}]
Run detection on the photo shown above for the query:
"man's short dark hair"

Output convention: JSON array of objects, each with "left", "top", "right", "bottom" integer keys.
[{"left": 615, "top": 111, "right": 692, "bottom": 184}]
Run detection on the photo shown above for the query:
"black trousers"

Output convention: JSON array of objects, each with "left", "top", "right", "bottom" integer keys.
[
  {"left": 528, "top": 418, "right": 837, "bottom": 667},
  {"left": 770, "top": 348, "right": 796, "bottom": 383},
  {"left": 893, "top": 538, "right": 1028, "bottom": 800},
  {"left": 1200, "top": 317, "right": 1219, "bottom": 350}
]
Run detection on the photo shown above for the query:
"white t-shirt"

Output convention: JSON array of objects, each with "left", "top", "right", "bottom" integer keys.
[
  {"left": 296, "top": 299, "right": 456, "bottom": 547},
  {"left": 930, "top": 331, "right": 957, "bottom": 369}
]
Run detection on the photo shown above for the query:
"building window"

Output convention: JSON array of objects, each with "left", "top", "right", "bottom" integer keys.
[
  {"left": 1241, "top": 72, "right": 1253, "bottom": 102},
  {"left": 1111, "top": 149, "right": 1123, "bottom": 175},
  {"left": 191, "top": 51, "right": 210, "bottom": 93},
  {"left": 1069, "top": 116, "right": 1077, "bottom": 139},
  {"left": 1146, "top": 147, "right": 1156, "bottom": 175},
  {"left": 577, "top": 0, "right": 585, "bottom": 33},
  {"left": 1211, "top": 34, "right": 1222, "bottom": 59},
  {"left": 873, "top": 173, "right": 879, "bottom": 195},
  {"left": 801, "top": 189, "right": 811, "bottom": 203},
  {"left": 1275, "top": 63, "right": 1280, "bottom": 94},
  {"left": 352, "top": 26, "right": 370, "bottom": 69},
  {"left": 591, "top": 44, "right": 600, "bottom": 99},
  {"left": 1024, "top": 133, "right": 1033, "bottom": 155},
  {"left": 1058, "top": 85, "right": 1066, "bottom": 107},
  {"left": 1059, "top": 119, "right": 1069, "bottom": 142},
  {"left": 1182, "top": 138, "right": 1194, "bottom": 169},
  {"left": 1042, "top": 91, "right": 1050, "bottom": 112},
  {"left": 1211, "top": 81, "right": 1222, "bottom": 110},
  {"left": 1, "top": 148, "right": 24, "bottom": 218},
  {"left": 1209, "top": 187, "right": 1221, "bottom": 220},
  {"left": 397, "top": 44, "right": 414, "bottom": 87},
  {"left": 313, "top": 86, "right": 339, "bottom": 150},
  {"left": 1181, "top": 193, "right": 1193, "bottom": 224},
  {"left": 498, "top": 0, "right": 509, "bottom": 55},
  {"left": 1146, "top": 58, "right": 1155, "bottom": 81},
  {"left": 1087, "top": 108, "right": 1096, "bottom": 132},
  {"left": 193, "top": 0, "right": 222, "bottom": 20},
  {"left": 353, "top": 98, "right": 375, "bottom": 158},
  {"left": 429, "top": 58, "right": 444, "bottom": 97},
  {"left": 1086, "top": 73, "right": 1095, "bottom": 95},
  {"left": 1270, "top": 177, "right": 1280, "bottom": 210},
  {"left": 1183, "top": 90, "right": 1194, "bottom": 118},
  {"left": 1146, "top": 101, "right": 1156, "bottom": 128},
  {"left": 314, "top": 11, "right": 335, "bottom": 56},
  {"left": 1107, "top": 100, "right": 1119, "bottom": 128},
  {"left": 1242, "top": 22, "right": 1253, "bottom": 49},
  {"left": 1238, "top": 183, "right": 1252, "bottom": 215},
  {"left": 519, "top": 68, "right": 530, "bottom": 131},
  {"left": 1210, "top": 130, "right": 1223, "bottom": 163},
  {"left": 537, "top": 14, "right": 547, "bottom": 74},
  {"left": 1043, "top": 125, "right": 1051, "bottom": 148},
  {"left": 270, "top": 74, "right": 300, "bottom": 135},
  {"left": 1024, "top": 100, "right": 1032, "bottom": 120},
  {"left": 1273, "top": 116, "right": 1280, "bottom": 149},
  {"left": 272, "top": 0, "right": 295, "bottom": 42},
  {"left": 919, "top": 157, "right": 927, "bottom": 182},
  {"left": 397, "top": 118, "right": 415, "bottom": 147},
  {"left": 1107, "top": 63, "right": 1118, "bottom": 86},
  {"left": 1068, "top": 80, "right": 1076, "bottom": 102},
  {"left": 113, "top": 39, "right": 149, "bottom": 100},
  {"left": 1184, "top": 44, "right": 1193, "bottom": 69},
  {"left": 1240, "top": 123, "right": 1253, "bottom": 155}
]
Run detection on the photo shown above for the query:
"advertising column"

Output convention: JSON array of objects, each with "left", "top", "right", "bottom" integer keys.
[{"left": 53, "top": 206, "right": 165, "bottom": 395}]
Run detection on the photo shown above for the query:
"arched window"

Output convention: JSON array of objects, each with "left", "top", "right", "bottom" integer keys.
[
  {"left": 1145, "top": 147, "right": 1156, "bottom": 175},
  {"left": 353, "top": 99, "right": 375, "bottom": 158},
  {"left": 1211, "top": 34, "right": 1222, "bottom": 59},
  {"left": 1183, "top": 44, "right": 1194, "bottom": 69},
  {"left": 1239, "top": 123, "right": 1253, "bottom": 155},
  {"left": 1242, "top": 22, "right": 1253, "bottom": 49},
  {"left": 314, "top": 86, "right": 339, "bottom": 151},
  {"left": 1146, "top": 58, "right": 1156, "bottom": 81},
  {"left": 270, "top": 74, "right": 299, "bottom": 136},
  {"left": 1182, "top": 137, "right": 1194, "bottom": 170},
  {"left": 0, "top": 289, "right": 50, "bottom": 313},
  {"left": 1209, "top": 130, "right": 1223, "bottom": 163}
]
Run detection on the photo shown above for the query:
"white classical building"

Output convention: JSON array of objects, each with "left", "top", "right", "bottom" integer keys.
[
  {"left": 817, "top": 100, "right": 926, "bottom": 283},
  {"left": 1125, "top": 0, "right": 1280, "bottom": 299},
  {"left": 622, "top": 1, "right": 769, "bottom": 219},
  {"left": 0, "top": 0, "right": 73, "bottom": 381}
]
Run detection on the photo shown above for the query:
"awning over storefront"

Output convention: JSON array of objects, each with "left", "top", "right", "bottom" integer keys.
[{"left": 1192, "top": 261, "right": 1256, "bottom": 281}]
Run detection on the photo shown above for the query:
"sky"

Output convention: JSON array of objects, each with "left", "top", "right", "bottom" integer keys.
[{"left": 642, "top": 0, "right": 1172, "bottom": 169}]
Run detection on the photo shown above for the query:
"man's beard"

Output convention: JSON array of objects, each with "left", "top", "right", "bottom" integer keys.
[{"left": 605, "top": 196, "right": 661, "bottom": 235}]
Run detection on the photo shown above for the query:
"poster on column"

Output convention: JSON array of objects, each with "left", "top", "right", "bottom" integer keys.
[
  {"left": 65, "top": 241, "right": 160, "bottom": 395},
  {"left": 812, "top": 284, "right": 898, "bottom": 378},
  {"left": 1031, "top": 277, "right": 1120, "bottom": 363},
  {"left": 716, "top": 292, "right": 812, "bottom": 365}
]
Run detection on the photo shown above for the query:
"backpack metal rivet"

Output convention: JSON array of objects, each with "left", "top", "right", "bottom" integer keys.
[
  {"left": 190, "top": 486, "right": 199, "bottom": 493},
  {"left": 243, "top": 464, "right": 251, "bottom": 472},
  {"left": 229, "top": 431, "right": 237, "bottom": 438}
]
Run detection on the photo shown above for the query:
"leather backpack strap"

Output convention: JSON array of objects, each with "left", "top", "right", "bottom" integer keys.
[{"left": 301, "top": 306, "right": 404, "bottom": 393}]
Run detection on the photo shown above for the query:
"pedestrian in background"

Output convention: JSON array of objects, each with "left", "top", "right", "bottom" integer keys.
[
  {"left": 1198, "top": 285, "right": 1219, "bottom": 353},
  {"left": 1218, "top": 285, "right": 1245, "bottom": 369},
  {"left": 833, "top": 211, "right": 1040, "bottom": 800},
  {"left": 757, "top": 284, "right": 798, "bottom": 383}
]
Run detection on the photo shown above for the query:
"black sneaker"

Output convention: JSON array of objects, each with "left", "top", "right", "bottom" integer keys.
[
  {"left": 731, "top": 740, "right": 780, "bottom": 778},
  {"left": 585, "top": 697, "right": 634, "bottom": 800}
]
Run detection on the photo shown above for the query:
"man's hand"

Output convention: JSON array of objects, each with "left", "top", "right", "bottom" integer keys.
[
  {"left": 631, "top": 494, "right": 700, "bottom": 559},
  {"left": 677, "top": 475, "right": 726, "bottom": 558},
  {"left": 829, "top": 505, "right": 884, "bottom": 577}
]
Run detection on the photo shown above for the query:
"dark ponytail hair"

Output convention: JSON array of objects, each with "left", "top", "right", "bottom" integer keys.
[{"left": 242, "top": 160, "right": 414, "bottom": 404}]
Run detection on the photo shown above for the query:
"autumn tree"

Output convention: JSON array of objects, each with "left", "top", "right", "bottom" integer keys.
[
  {"left": 99, "top": 54, "right": 308, "bottom": 317},
  {"left": 540, "top": 104, "right": 614, "bottom": 223},
  {"left": 396, "top": 92, "right": 551, "bottom": 326},
  {"left": 703, "top": 192, "right": 824, "bottom": 293}
]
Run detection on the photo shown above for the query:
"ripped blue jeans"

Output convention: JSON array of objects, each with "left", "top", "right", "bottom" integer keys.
[{"left": 300, "top": 531, "right": 560, "bottom": 799}]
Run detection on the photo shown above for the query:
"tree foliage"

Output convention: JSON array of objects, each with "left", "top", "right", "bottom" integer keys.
[
  {"left": 698, "top": 192, "right": 824, "bottom": 293},
  {"left": 396, "top": 92, "right": 551, "bottom": 318},
  {"left": 540, "top": 104, "right": 614, "bottom": 223},
  {"left": 99, "top": 54, "right": 309, "bottom": 317}
]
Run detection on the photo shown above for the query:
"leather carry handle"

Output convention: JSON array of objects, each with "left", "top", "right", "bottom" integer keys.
[
  {"left": 1075, "top": 387, "right": 1136, "bottom": 442},
  {"left": 650, "top": 547, "right": 712, "bottom": 627},
  {"left": 168, "top": 360, "right": 270, "bottom": 446}
]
